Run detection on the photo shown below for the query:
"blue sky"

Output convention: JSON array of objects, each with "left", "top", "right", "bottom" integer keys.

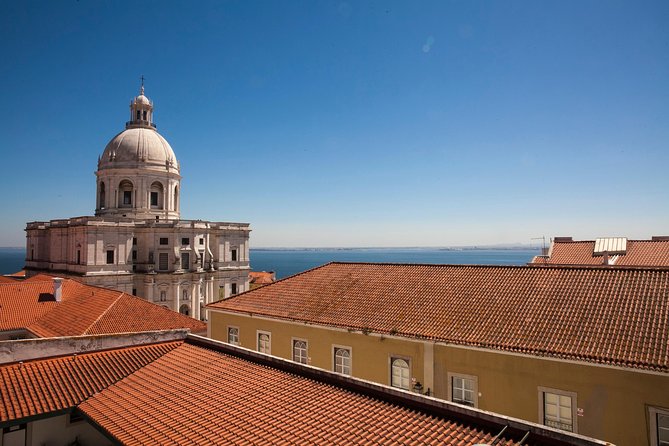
[{"left": 1, "top": 1, "right": 667, "bottom": 247}]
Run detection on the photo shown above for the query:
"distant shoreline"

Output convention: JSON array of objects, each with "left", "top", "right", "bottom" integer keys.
[{"left": 250, "top": 246, "right": 540, "bottom": 252}]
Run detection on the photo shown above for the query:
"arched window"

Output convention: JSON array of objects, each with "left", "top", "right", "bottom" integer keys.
[
  {"left": 391, "top": 358, "right": 410, "bottom": 390},
  {"left": 334, "top": 347, "right": 351, "bottom": 375},
  {"left": 173, "top": 185, "right": 179, "bottom": 212},
  {"left": 118, "top": 180, "right": 134, "bottom": 207},
  {"left": 179, "top": 304, "right": 190, "bottom": 316},
  {"left": 293, "top": 340, "right": 308, "bottom": 364},
  {"left": 99, "top": 182, "right": 106, "bottom": 209},
  {"left": 150, "top": 181, "right": 164, "bottom": 209}
]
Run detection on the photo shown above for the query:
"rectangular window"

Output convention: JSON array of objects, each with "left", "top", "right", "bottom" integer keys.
[
  {"left": 181, "top": 253, "right": 189, "bottom": 270},
  {"left": 132, "top": 250, "right": 137, "bottom": 261},
  {"left": 150, "top": 191, "right": 158, "bottom": 207},
  {"left": 132, "top": 288, "right": 137, "bottom": 296},
  {"left": 448, "top": 373, "right": 477, "bottom": 407},
  {"left": 159, "top": 237, "right": 168, "bottom": 245},
  {"left": 257, "top": 331, "right": 271, "bottom": 354},
  {"left": 158, "top": 252, "right": 169, "bottom": 271},
  {"left": 133, "top": 237, "right": 137, "bottom": 246},
  {"left": 76, "top": 250, "right": 81, "bottom": 264},
  {"left": 106, "top": 250, "right": 114, "bottom": 264},
  {"left": 231, "top": 248, "right": 238, "bottom": 261},
  {"left": 333, "top": 346, "right": 351, "bottom": 375},
  {"left": 390, "top": 357, "right": 411, "bottom": 390},
  {"left": 199, "top": 238, "right": 204, "bottom": 245},
  {"left": 231, "top": 283, "right": 237, "bottom": 295},
  {"left": 123, "top": 190, "right": 132, "bottom": 205},
  {"left": 539, "top": 387, "right": 576, "bottom": 433},
  {"left": 650, "top": 407, "right": 669, "bottom": 446},
  {"left": 181, "top": 237, "right": 189, "bottom": 246},
  {"left": 228, "top": 327, "right": 239, "bottom": 345},
  {"left": 293, "top": 339, "right": 308, "bottom": 364}
]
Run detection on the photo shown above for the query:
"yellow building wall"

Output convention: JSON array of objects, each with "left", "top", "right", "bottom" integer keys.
[
  {"left": 210, "top": 311, "right": 427, "bottom": 389},
  {"left": 434, "top": 344, "right": 669, "bottom": 446},
  {"left": 210, "top": 311, "right": 669, "bottom": 446}
]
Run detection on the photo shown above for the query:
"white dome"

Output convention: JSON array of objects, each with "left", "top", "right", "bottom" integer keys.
[
  {"left": 100, "top": 127, "right": 179, "bottom": 172},
  {"left": 134, "top": 94, "right": 151, "bottom": 105}
]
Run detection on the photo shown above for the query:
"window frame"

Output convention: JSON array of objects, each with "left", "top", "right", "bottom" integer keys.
[
  {"left": 292, "top": 338, "right": 309, "bottom": 364},
  {"left": 389, "top": 356, "right": 412, "bottom": 390},
  {"left": 650, "top": 406, "right": 669, "bottom": 446},
  {"left": 181, "top": 252, "right": 190, "bottom": 270},
  {"left": 447, "top": 372, "right": 478, "bottom": 407},
  {"left": 257, "top": 330, "right": 271, "bottom": 355},
  {"left": 332, "top": 345, "right": 352, "bottom": 376},
  {"left": 227, "top": 326, "right": 240, "bottom": 346},
  {"left": 106, "top": 249, "right": 114, "bottom": 265},
  {"left": 538, "top": 386, "right": 578, "bottom": 433}
]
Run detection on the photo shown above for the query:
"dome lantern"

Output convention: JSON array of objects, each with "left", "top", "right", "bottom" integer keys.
[{"left": 127, "top": 77, "right": 155, "bottom": 129}]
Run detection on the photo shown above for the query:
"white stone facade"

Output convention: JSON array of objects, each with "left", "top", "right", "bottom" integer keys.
[{"left": 25, "top": 85, "right": 250, "bottom": 319}]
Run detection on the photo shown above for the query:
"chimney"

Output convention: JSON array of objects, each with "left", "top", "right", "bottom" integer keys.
[
  {"left": 602, "top": 251, "right": 609, "bottom": 266},
  {"left": 53, "top": 277, "right": 63, "bottom": 302}
]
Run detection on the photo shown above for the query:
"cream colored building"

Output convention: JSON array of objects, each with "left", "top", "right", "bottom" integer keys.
[{"left": 25, "top": 85, "right": 250, "bottom": 319}]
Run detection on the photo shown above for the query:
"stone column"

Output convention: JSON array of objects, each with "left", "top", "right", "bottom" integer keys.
[
  {"left": 144, "top": 275, "right": 154, "bottom": 303},
  {"left": 173, "top": 280, "right": 180, "bottom": 312},
  {"left": 190, "top": 281, "right": 200, "bottom": 319}
]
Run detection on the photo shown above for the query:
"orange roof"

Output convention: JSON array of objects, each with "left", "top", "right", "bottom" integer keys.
[
  {"left": 209, "top": 262, "right": 669, "bottom": 372},
  {"left": 531, "top": 239, "right": 669, "bottom": 267},
  {"left": 0, "top": 276, "right": 18, "bottom": 283},
  {"left": 0, "top": 340, "right": 181, "bottom": 422},
  {"left": 4, "top": 270, "right": 26, "bottom": 278},
  {"left": 0, "top": 333, "right": 608, "bottom": 445},
  {"left": 0, "top": 277, "right": 206, "bottom": 336},
  {"left": 249, "top": 270, "right": 275, "bottom": 284}
]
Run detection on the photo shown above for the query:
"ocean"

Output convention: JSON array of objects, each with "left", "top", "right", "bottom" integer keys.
[{"left": 0, "top": 247, "right": 539, "bottom": 279}]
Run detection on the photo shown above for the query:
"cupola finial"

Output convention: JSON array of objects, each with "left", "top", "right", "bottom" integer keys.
[{"left": 140, "top": 75, "right": 145, "bottom": 95}]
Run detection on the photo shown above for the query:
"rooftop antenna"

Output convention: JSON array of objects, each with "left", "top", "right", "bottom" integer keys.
[{"left": 531, "top": 236, "right": 548, "bottom": 256}]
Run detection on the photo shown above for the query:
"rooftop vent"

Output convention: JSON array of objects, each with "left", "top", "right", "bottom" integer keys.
[
  {"left": 553, "top": 237, "right": 573, "bottom": 243},
  {"left": 594, "top": 237, "right": 627, "bottom": 256}
]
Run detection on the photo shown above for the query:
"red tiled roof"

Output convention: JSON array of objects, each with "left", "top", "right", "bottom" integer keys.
[
  {"left": 0, "top": 341, "right": 181, "bottom": 422},
  {"left": 0, "top": 276, "right": 18, "bottom": 283},
  {"left": 0, "top": 333, "right": 608, "bottom": 445},
  {"left": 0, "top": 277, "right": 206, "bottom": 336},
  {"left": 80, "top": 342, "right": 518, "bottom": 445},
  {"left": 531, "top": 240, "right": 669, "bottom": 267},
  {"left": 250, "top": 271, "right": 275, "bottom": 284},
  {"left": 4, "top": 270, "right": 26, "bottom": 278},
  {"left": 209, "top": 262, "right": 669, "bottom": 372}
]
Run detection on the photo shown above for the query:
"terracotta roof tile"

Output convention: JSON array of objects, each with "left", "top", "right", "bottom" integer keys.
[
  {"left": 531, "top": 239, "right": 669, "bottom": 266},
  {"left": 0, "top": 341, "right": 181, "bottom": 422},
  {"left": 1, "top": 276, "right": 206, "bottom": 336},
  {"left": 209, "top": 262, "right": 669, "bottom": 372},
  {"left": 79, "top": 342, "right": 520, "bottom": 445}
]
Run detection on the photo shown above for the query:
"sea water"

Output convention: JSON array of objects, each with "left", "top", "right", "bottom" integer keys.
[{"left": 0, "top": 247, "right": 540, "bottom": 279}]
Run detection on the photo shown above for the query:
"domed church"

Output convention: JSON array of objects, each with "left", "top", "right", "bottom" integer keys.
[{"left": 25, "top": 84, "right": 250, "bottom": 320}]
